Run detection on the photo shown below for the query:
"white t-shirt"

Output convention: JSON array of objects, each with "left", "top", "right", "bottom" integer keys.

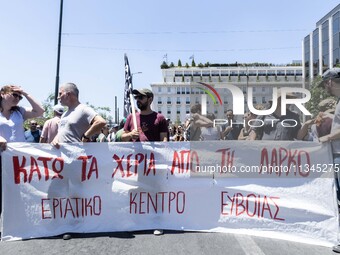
[{"left": 0, "top": 107, "right": 26, "bottom": 142}]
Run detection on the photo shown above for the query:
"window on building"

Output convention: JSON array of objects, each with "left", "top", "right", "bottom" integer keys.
[
  {"left": 167, "top": 97, "right": 171, "bottom": 104},
  {"left": 158, "top": 87, "right": 162, "bottom": 93}
]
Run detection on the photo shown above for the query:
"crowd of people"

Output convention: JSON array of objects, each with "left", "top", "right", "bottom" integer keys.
[{"left": 1, "top": 68, "right": 340, "bottom": 247}]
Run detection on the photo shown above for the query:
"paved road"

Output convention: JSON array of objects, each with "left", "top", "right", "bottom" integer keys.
[{"left": 0, "top": 231, "right": 335, "bottom": 255}]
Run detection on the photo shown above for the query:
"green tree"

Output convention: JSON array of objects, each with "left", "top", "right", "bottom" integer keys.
[
  {"left": 169, "top": 62, "right": 175, "bottom": 68},
  {"left": 85, "top": 103, "right": 113, "bottom": 124},
  {"left": 191, "top": 59, "right": 196, "bottom": 67},
  {"left": 185, "top": 63, "right": 189, "bottom": 68},
  {"left": 42, "top": 92, "right": 55, "bottom": 119},
  {"left": 160, "top": 61, "right": 169, "bottom": 69},
  {"left": 305, "top": 76, "right": 335, "bottom": 116},
  {"left": 177, "top": 59, "right": 182, "bottom": 67}
]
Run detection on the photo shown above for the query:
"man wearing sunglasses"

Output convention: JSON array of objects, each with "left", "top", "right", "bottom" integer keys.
[{"left": 24, "top": 120, "right": 41, "bottom": 143}]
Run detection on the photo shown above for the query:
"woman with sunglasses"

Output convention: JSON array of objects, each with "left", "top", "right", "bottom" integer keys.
[{"left": 0, "top": 85, "right": 44, "bottom": 213}]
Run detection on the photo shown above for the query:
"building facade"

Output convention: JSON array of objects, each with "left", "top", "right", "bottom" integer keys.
[
  {"left": 151, "top": 66, "right": 303, "bottom": 123},
  {"left": 303, "top": 4, "right": 340, "bottom": 86}
]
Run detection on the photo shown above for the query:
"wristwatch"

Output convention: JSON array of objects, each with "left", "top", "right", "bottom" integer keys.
[{"left": 82, "top": 134, "right": 90, "bottom": 141}]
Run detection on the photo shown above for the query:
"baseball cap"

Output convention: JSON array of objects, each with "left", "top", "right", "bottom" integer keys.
[
  {"left": 132, "top": 88, "right": 154, "bottom": 98},
  {"left": 53, "top": 104, "right": 64, "bottom": 115},
  {"left": 318, "top": 68, "right": 340, "bottom": 87}
]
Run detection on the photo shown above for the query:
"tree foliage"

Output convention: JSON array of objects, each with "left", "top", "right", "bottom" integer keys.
[
  {"left": 305, "top": 76, "right": 336, "bottom": 116},
  {"left": 191, "top": 59, "right": 196, "bottom": 67},
  {"left": 160, "top": 61, "right": 169, "bottom": 69},
  {"left": 42, "top": 92, "right": 55, "bottom": 119},
  {"left": 85, "top": 102, "right": 113, "bottom": 124}
]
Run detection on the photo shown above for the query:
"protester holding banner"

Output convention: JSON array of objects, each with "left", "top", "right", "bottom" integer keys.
[
  {"left": 122, "top": 88, "right": 168, "bottom": 143},
  {"left": 51, "top": 82, "right": 106, "bottom": 148},
  {"left": 50, "top": 82, "right": 106, "bottom": 240},
  {"left": 0, "top": 84, "right": 44, "bottom": 214},
  {"left": 122, "top": 88, "right": 167, "bottom": 236},
  {"left": 315, "top": 68, "right": 340, "bottom": 253}
]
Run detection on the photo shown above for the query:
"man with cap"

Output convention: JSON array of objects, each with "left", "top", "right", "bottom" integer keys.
[
  {"left": 40, "top": 104, "right": 64, "bottom": 143},
  {"left": 122, "top": 88, "right": 168, "bottom": 143},
  {"left": 319, "top": 68, "right": 340, "bottom": 146},
  {"left": 317, "top": 68, "right": 340, "bottom": 253},
  {"left": 122, "top": 88, "right": 168, "bottom": 236}
]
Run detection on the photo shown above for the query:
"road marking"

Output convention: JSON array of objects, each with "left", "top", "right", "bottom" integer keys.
[{"left": 234, "top": 234, "right": 266, "bottom": 255}]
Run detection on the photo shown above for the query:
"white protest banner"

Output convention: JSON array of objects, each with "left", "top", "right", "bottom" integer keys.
[{"left": 1, "top": 141, "right": 338, "bottom": 247}]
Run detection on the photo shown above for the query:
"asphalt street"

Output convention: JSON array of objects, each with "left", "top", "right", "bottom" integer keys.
[{"left": 0, "top": 231, "right": 335, "bottom": 255}]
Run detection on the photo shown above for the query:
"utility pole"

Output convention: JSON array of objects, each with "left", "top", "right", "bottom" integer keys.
[
  {"left": 54, "top": 0, "right": 64, "bottom": 105},
  {"left": 114, "top": 96, "right": 118, "bottom": 123}
]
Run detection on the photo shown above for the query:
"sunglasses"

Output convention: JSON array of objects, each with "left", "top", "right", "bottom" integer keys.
[
  {"left": 31, "top": 123, "right": 37, "bottom": 125},
  {"left": 12, "top": 93, "right": 23, "bottom": 100},
  {"left": 134, "top": 95, "right": 146, "bottom": 100}
]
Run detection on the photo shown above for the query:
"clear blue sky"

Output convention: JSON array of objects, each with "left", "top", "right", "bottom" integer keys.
[{"left": 0, "top": 0, "right": 339, "bottom": 121}]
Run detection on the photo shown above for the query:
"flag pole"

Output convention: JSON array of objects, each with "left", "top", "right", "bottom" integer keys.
[
  {"left": 124, "top": 54, "right": 138, "bottom": 131},
  {"left": 130, "top": 93, "right": 138, "bottom": 131}
]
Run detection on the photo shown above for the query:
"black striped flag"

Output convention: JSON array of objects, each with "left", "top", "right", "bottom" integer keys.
[{"left": 123, "top": 54, "right": 133, "bottom": 118}]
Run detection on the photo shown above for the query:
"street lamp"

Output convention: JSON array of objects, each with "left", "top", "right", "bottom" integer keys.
[
  {"left": 131, "top": 72, "right": 143, "bottom": 83},
  {"left": 131, "top": 72, "right": 143, "bottom": 94}
]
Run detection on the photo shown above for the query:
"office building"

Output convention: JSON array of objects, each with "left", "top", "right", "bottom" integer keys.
[
  {"left": 303, "top": 4, "right": 340, "bottom": 86},
  {"left": 151, "top": 65, "right": 303, "bottom": 123}
]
